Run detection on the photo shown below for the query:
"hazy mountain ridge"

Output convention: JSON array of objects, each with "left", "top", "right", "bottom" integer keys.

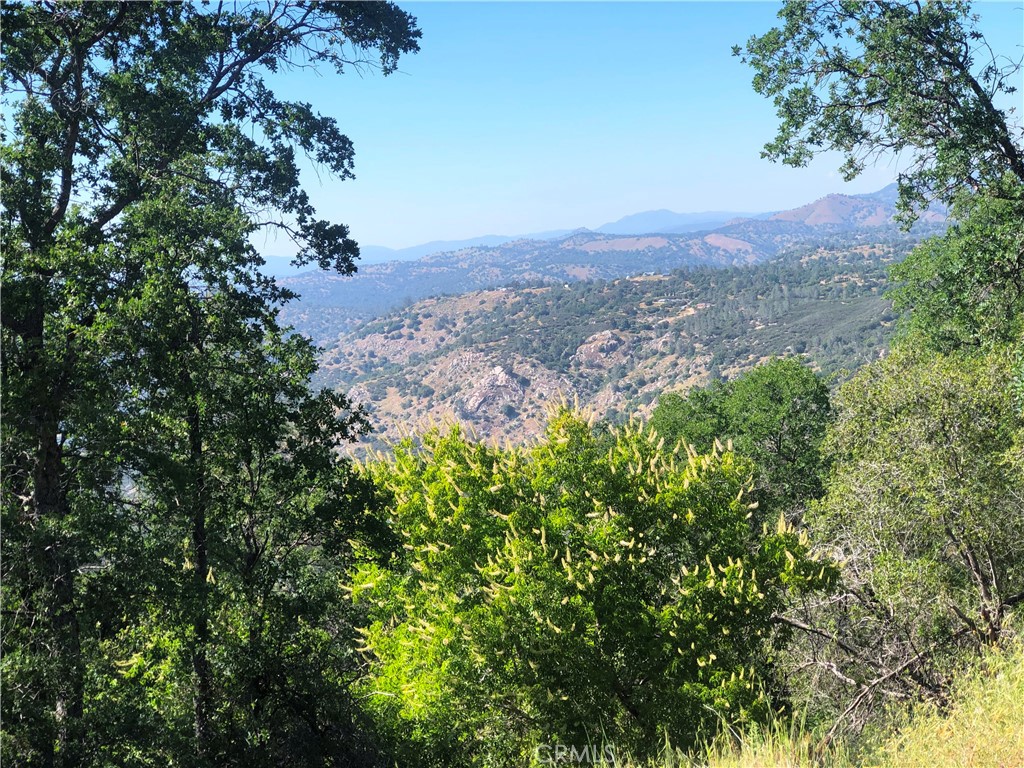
[
  {"left": 279, "top": 185, "right": 942, "bottom": 340},
  {"left": 350, "top": 183, "right": 916, "bottom": 263},
  {"left": 770, "top": 188, "right": 944, "bottom": 227},
  {"left": 595, "top": 209, "right": 757, "bottom": 234},
  {"left": 357, "top": 230, "right": 576, "bottom": 264}
]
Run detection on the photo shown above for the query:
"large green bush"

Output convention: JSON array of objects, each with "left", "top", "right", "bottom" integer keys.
[
  {"left": 793, "top": 347, "right": 1024, "bottom": 725},
  {"left": 350, "top": 411, "right": 836, "bottom": 766}
]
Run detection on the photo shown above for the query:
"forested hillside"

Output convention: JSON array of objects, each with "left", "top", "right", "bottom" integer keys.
[
  {"left": 279, "top": 186, "right": 942, "bottom": 343},
  {"left": 318, "top": 235, "right": 920, "bottom": 445}
]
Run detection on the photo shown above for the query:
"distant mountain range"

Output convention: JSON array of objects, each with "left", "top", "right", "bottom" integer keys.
[
  {"left": 356, "top": 230, "right": 576, "bottom": 265},
  {"left": 278, "top": 184, "right": 945, "bottom": 344},
  {"left": 265, "top": 184, "right": 934, "bottom": 274},
  {"left": 268, "top": 182, "right": 954, "bottom": 447},
  {"left": 326, "top": 211, "right": 759, "bottom": 267},
  {"left": 594, "top": 209, "right": 761, "bottom": 235},
  {"left": 355, "top": 211, "right": 759, "bottom": 263}
]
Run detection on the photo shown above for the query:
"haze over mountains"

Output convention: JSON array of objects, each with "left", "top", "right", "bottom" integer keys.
[
  {"left": 350, "top": 209, "right": 755, "bottom": 264},
  {"left": 278, "top": 184, "right": 944, "bottom": 344},
  {"left": 264, "top": 184, "right": 927, "bottom": 276},
  {"left": 595, "top": 208, "right": 759, "bottom": 235}
]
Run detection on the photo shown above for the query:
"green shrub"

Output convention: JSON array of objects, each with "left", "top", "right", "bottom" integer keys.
[{"left": 350, "top": 410, "right": 837, "bottom": 767}]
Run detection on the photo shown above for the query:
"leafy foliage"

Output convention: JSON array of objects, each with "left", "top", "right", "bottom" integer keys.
[
  {"left": 650, "top": 359, "right": 833, "bottom": 521},
  {"left": 1, "top": 1, "right": 419, "bottom": 268},
  {"left": 793, "top": 347, "right": 1024, "bottom": 728},
  {"left": 1, "top": 3, "right": 418, "bottom": 764},
  {"left": 738, "top": 0, "right": 1024, "bottom": 745},
  {"left": 891, "top": 176, "right": 1024, "bottom": 350},
  {"left": 0, "top": 168, "right": 387, "bottom": 768},
  {"left": 350, "top": 411, "right": 837, "bottom": 766},
  {"left": 737, "top": 0, "right": 1024, "bottom": 220}
]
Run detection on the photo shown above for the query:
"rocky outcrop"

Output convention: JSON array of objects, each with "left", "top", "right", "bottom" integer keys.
[
  {"left": 572, "top": 330, "right": 629, "bottom": 369},
  {"left": 460, "top": 365, "right": 524, "bottom": 415}
]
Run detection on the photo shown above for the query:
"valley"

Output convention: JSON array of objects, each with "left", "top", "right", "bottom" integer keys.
[
  {"left": 280, "top": 186, "right": 944, "bottom": 446},
  {"left": 316, "top": 240, "right": 917, "bottom": 446}
]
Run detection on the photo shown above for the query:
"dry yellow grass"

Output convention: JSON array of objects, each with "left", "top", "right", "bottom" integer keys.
[
  {"left": 873, "top": 639, "right": 1024, "bottom": 768},
  {"left": 608, "top": 638, "right": 1024, "bottom": 768},
  {"left": 674, "top": 716, "right": 852, "bottom": 768}
]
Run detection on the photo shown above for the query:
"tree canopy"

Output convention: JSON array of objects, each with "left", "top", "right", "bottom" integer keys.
[
  {"left": 890, "top": 175, "right": 1024, "bottom": 351},
  {"left": 1, "top": 1, "right": 419, "bottom": 270},
  {"left": 791, "top": 347, "right": 1024, "bottom": 729},
  {"left": 736, "top": 0, "right": 1024, "bottom": 220},
  {"left": 649, "top": 358, "right": 833, "bottom": 520},
  {"left": 738, "top": 0, "right": 1024, "bottom": 740},
  {"left": 1, "top": 3, "right": 419, "bottom": 764}
]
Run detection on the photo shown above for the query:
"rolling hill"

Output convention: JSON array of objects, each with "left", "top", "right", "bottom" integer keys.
[{"left": 315, "top": 234, "right": 926, "bottom": 449}]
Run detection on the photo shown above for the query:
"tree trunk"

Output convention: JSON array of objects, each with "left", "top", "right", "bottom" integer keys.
[
  {"left": 18, "top": 283, "right": 85, "bottom": 766},
  {"left": 188, "top": 399, "right": 214, "bottom": 761},
  {"left": 36, "top": 420, "right": 84, "bottom": 768},
  {"left": 186, "top": 306, "right": 214, "bottom": 762}
]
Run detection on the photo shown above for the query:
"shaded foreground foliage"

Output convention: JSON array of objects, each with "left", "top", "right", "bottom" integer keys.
[
  {"left": 1, "top": 2, "right": 419, "bottom": 764},
  {"left": 789, "top": 346, "right": 1024, "bottom": 731}
]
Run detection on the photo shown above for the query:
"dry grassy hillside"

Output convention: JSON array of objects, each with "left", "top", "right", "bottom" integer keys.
[{"left": 316, "top": 242, "right": 915, "bottom": 448}]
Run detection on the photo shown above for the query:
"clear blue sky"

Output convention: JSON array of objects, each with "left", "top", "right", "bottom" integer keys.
[{"left": 258, "top": 1, "right": 1024, "bottom": 256}]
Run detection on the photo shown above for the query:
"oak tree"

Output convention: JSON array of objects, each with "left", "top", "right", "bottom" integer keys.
[
  {"left": 1, "top": 3, "right": 419, "bottom": 764},
  {"left": 736, "top": 0, "right": 1023, "bottom": 219}
]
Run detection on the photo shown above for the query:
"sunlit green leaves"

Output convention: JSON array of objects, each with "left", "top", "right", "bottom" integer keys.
[
  {"left": 352, "top": 410, "right": 836, "bottom": 767},
  {"left": 650, "top": 359, "right": 833, "bottom": 521},
  {"left": 891, "top": 176, "right": 1024, "bottom": 350}
]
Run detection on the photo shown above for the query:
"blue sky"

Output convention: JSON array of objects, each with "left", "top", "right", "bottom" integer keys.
[{"left": 258, "top": 1, "right": 1024, "bottom": 258}]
